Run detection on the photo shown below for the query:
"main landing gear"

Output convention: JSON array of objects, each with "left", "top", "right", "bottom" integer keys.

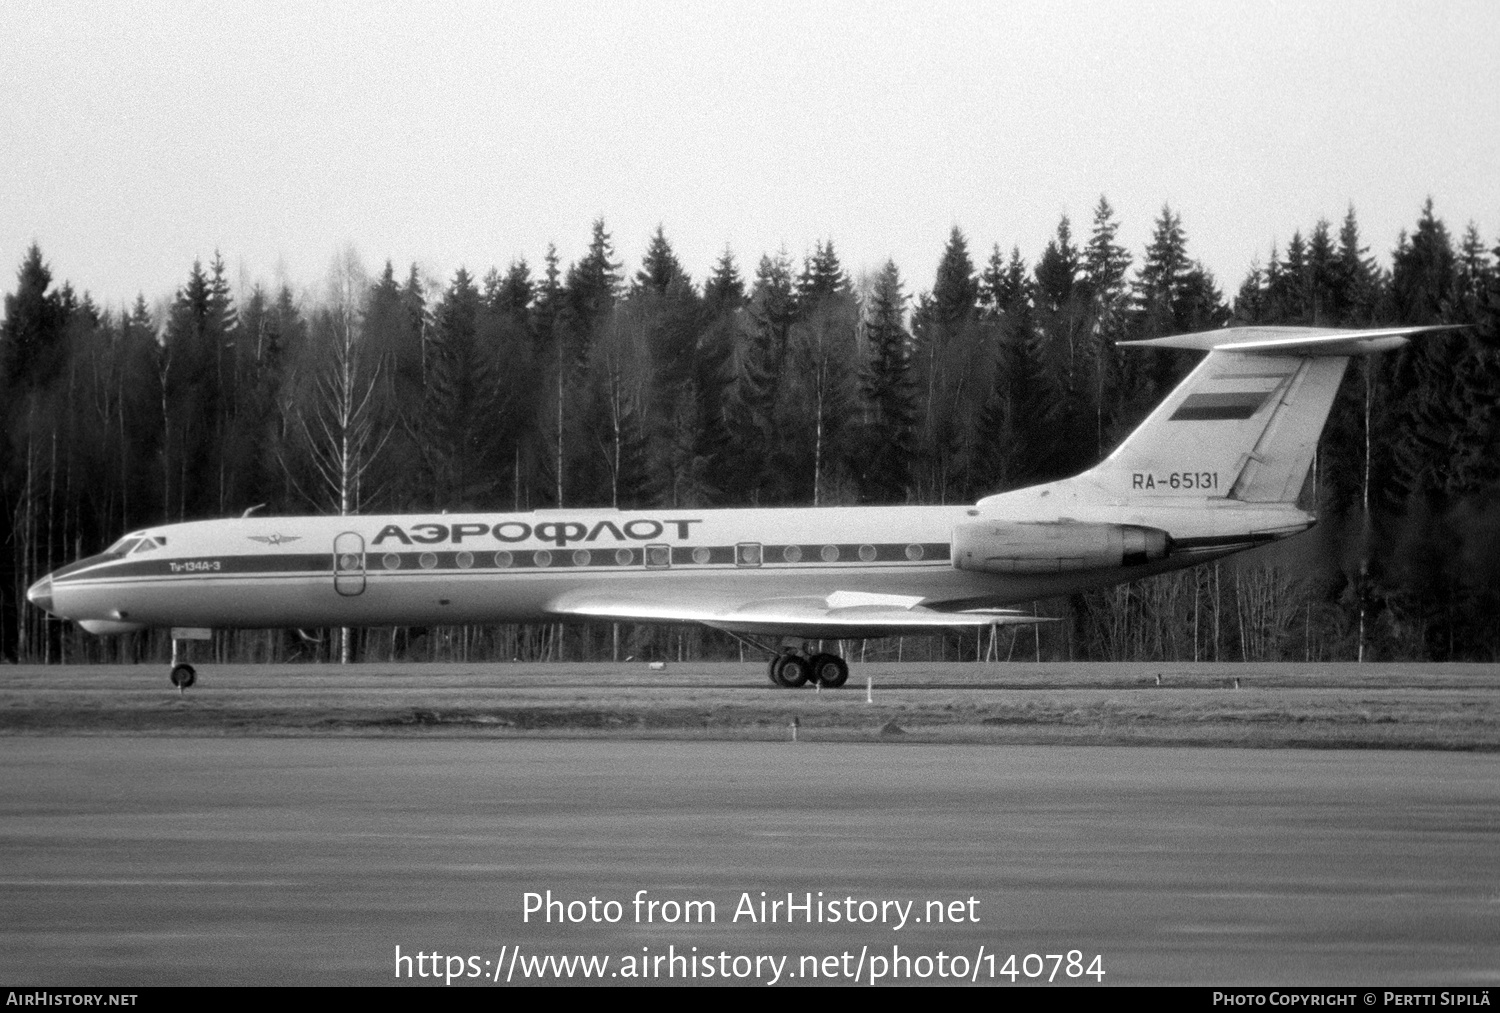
[{"left": 767, "top": 650, "right": 849, "bottom": 689}]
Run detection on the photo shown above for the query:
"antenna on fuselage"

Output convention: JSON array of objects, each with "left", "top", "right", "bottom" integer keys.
[{"left": 242, "top": 503, "right": 266, "bottom": 518}]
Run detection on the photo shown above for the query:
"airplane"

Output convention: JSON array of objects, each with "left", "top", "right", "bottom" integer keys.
[{"left": 25, "top": 325, "right": 1456, "bottom": 690}]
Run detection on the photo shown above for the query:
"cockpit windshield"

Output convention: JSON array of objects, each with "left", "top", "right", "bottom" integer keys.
[
  {"left": 104, "top": 535, "right": 144, "bottom": 556},
  {"left": 132, "top": 537, "right": 164, "bottom": 553}
]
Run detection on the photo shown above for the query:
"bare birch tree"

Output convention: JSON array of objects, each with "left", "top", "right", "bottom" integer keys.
[{"left": 283, "top": 248, "right": 388, "bottom": 663}]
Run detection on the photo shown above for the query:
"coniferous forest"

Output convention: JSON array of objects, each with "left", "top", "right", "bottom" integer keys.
[{"left": 4, "top": 198, "right": 1498, "bottom": 665}]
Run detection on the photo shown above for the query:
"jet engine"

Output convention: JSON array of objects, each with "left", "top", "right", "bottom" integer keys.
[{"left": 952, "top": 521, "right": 1172, "bottom": 574}]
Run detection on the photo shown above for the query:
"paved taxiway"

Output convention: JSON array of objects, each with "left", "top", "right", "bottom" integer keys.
[{"left": 2, "top": 737, "right": 1497, "bottom": 985}]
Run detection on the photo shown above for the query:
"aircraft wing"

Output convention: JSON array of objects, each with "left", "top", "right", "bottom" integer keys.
[{"left": 546, "top": 588, "right": 1049, "bottom": 640}]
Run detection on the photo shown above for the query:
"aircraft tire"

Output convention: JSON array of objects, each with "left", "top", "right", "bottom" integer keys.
[
  {"left": 772, "top": 654, "right": 810, "bottom": 688},
  {"left": 170, "top": 663, "right": 196, "bottom": 689},
  {"left": 809, "top": 654, "right": 848, "bottom": 688}
]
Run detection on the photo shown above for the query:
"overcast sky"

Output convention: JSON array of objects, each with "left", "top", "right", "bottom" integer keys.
[{"left": 2, "top": 1, "right": 1496, "bottom": 311}]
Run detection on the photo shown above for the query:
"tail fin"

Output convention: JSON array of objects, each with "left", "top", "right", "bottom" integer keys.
[{"left": 1083, "top": 326, "right": 1458, "bottom": 505}]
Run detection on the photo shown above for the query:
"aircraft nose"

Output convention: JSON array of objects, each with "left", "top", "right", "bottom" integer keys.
[{"left": 26, "top": 574, "right": 55, "bottom": 615}]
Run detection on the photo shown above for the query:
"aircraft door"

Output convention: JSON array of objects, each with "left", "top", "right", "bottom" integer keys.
[{"left": 334, "top": 531, "right": 367, "bottom": 596}]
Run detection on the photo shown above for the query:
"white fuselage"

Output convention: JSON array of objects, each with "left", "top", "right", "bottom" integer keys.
[{"left": 37, "top": 482, "right": 1313, "bottom": 634}]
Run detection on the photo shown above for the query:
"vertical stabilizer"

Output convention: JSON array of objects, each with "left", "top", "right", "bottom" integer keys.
[{"left": 1079, "top": 326, "right": 1457, "bottom": 505}]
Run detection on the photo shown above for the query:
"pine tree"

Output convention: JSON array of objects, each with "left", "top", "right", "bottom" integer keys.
[
  {"left": 1175, "top": 265, "right": 1229, "bottom": 333},
  {"left": 980, "top": 246, "right": 1032, "bottom": 326},
  {"left": 208, "top": 251, "right": 239, "bottom": 339},
  {"left": 565, "top": 218, "right": 623, "bottom": 341},
  {"left": 1334, "top": 206, "right": 1379, "bottom": 324},
  {"left": 1034, "top": 216, "right": 1079, "bottom": 315},
  {"left": 425, "top": 267, "right": 501, "bottom": 507},
  {"left": 1307, "top": 219, "right": 1339, "bottom": 324},
  {"left": 208, "top": 251, "right": 248, "bottom": 513},
  {"left": 351, "top": 264, "right": 419, "bottom": 509},
  {"left": 1386, "top": 206, "right": 1485, "bottom": 508},
  {"left": 747, "top": 249, "right": 797, "bottom": 373},
  {"left": 532, "top": 245, "right": 563, "bottom": 348},
  {"left": 398, "top": 264, "right": 429, "bottom": 382},
  {"left": 622, "top": 228, "right": 703, "bottom": 507},
  {"left": 233, "top": 284, "right": 284, "bottom": 504},
  {"left": 1082, "top": 197, "right": 1133, "bottom": 445},
  {"left": 1379, "top": 213, "right": 1499, "bottom": 659},
  {"left": 978, "top": 324, "right": 1057, "bottom": 492},
  {"left": 162, "top": 258, "right": 236, "bottom": 519},
  {"left": 1392, "top": 198, "right": 1455, "bottom": 324},
  {"left": 1132, "top": 205, "right": 1189, "bottom": 337},
  {"left": 722, "top": 251, "right": 796, "bottom": 503},
  {"left": 1033, "top": 215, "right": 1094, "bottom": 470},
  {"left": 1082, "top": 198, "right": 1132, "bottom": 313},
  {"left": 1234, "top": 261, "right": 1268, "bottom": 323},
  {"left": 978, "top": 245, "right": 1006, "bottom": 320},
  {"left": 860, "top": 260, "right": 915, "bottom": 502},
  {"left": 633, "top": 225, "right": 689, "bottom": 296},
  {"left": 974, "top": 248, "right": 1058, "bottom": 491},
  {"left": 1453, "top": 223, "right": 1489, "bottom": 317},
  {"left": 494, "top": 259, "right": 534, "bottom": 327},
  {"left": 552, "top": 222, "right": 624, "bottom": 503},
  {"left": 1, "top": 244, "right": 66, "bottom": 392},
  {"left": 931, "top": 227, "right": 978, "bottom": 329},
  {"left": 1269, "top": 231, "right": 1309, "bottom": 322},
  {"left": 532, "top": 245, "right": 567, "bottom": 506},
  {"left": 795, "top": 240, "right": 850, "bottom": 317},
  {"left": 0, "top": 247, "right": 70, "bottom": 662},
  {"left": 116, "top": 295, "right": 164, "bottom": 527},
  {"left": 908, "top": 228, "right": 989, "bottom": 502},
  {"left": 692, "top": 246, "right": 745, "bottom": 502},
  {"left": 702, "top": 247, "right": 745, "bottom": 317}
]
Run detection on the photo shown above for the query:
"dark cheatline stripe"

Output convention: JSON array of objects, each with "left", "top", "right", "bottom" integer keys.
[
  {"left": 56, "top": 542, "right": 954, "bottom": 585},
  {"left": 1171, "top": 391, "right": 1271, "bottom": 421},
  {"left": 57, "top": 554, "right": 331, "bottom": 582}
]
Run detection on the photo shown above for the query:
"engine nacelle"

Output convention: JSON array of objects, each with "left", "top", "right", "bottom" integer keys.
[{"left": 952, "top": 521, "right": 1172, "bottom": 574}]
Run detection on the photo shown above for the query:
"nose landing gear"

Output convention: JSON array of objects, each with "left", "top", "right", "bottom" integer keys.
[
  {"left": 170, "top": 663, "right": 197, "bottom": 690},
  {"left": 167, "top": 629, "right": 210, "bottom": 693}
]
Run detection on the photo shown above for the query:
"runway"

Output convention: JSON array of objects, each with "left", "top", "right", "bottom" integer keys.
[{"left": 2, "top": 737, "right": 1497, "bottom": 985}]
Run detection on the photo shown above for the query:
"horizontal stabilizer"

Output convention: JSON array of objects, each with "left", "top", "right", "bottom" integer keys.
[{"left": 1120, "top": 324, "right": 1464, "bottom": 356}]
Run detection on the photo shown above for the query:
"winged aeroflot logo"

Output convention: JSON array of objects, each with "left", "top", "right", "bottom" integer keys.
[{"left": 247, "top": 534, "right": 302, "bottom": 546}]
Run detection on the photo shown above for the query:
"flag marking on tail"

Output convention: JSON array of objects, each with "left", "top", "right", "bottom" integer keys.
[{"left": 1171, "top": 390, "right": 1276, "bottom": 421}]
